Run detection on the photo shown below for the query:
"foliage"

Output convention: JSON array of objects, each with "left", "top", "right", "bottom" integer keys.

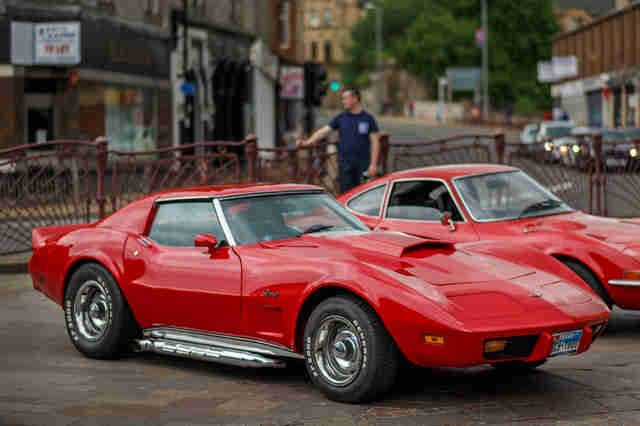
[{"left": 342, "top": 0, "right": 559, "bottom": 110}]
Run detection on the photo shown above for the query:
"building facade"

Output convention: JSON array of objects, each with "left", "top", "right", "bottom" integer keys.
[
  {"left": 552, "top": 2, "right": 640, "bottom": 128},
  {"left": 0, "top": 0, "right": 258, "bottom": 151},
  {"left": 251, "top": 0, "right": 306, "bottom": 148},
  {"left": 302, "top": 0, "right": 365, "bottom": 108}
]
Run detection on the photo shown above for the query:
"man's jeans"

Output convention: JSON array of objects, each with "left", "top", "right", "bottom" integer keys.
[{"left": 339, "top": 161, "right": 368, "bottom": 194}]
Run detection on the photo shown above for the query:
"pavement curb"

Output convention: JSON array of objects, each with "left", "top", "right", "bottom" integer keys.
[{"left": 0, "top": 252, "right": 31, "bottom": 274}]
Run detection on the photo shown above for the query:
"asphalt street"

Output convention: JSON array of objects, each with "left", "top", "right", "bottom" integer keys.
[{"left": 3, "top": 273, "right": 640, "bottom": 426}]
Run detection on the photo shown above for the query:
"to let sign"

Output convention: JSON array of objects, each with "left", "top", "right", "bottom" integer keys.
[{"left": 35, "top": 22, "right": 81, "bottom": 65}]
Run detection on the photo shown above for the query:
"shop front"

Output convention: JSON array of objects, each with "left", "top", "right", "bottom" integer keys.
[{"left": 1, "top": 10, "right": 171, "bottom": 151}]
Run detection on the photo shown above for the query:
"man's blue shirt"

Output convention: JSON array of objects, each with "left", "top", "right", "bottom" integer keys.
[{"left": 329, "top": 110, "right": 379, "bottom": 165}]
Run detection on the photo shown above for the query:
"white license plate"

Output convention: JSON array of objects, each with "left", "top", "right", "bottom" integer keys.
[
  {"left": 606, "top": 158, "right": 627, "bottom": 167},
  {"left": 550, "top": 330, "right": 582, "bottom": 356}
]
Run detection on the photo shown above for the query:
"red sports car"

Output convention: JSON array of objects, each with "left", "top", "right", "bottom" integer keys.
[
  {"left": 338, "top": 164, "right": 640, "bottom": 311},
  {"left": 30, "top": 184, "right": 609, "bottom": 402}
]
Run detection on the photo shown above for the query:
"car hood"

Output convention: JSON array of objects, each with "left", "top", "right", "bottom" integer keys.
[
  {"left": 526, "top": 212, "right": 640, "bottom": 248},
  {"left": 310, "top": 231, "right": 551, "bottom": 286},
  {"left": 255, "top": 231, "right": 605, "bottom": 318}
]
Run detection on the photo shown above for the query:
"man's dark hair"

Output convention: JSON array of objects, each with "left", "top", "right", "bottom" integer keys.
[{"left": 342, "top": 87, "right": 361, "bottom": 101}]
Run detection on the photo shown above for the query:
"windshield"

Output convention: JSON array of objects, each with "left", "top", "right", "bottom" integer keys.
[
  {"left": 546, "top": 126, "right": 573, "bottom": 138},
  {"left": 453, "top": 171, "right": 573, "bottom": 221},
  {"left": 220, "top": 192, "right": 368, "bottom": 245}
]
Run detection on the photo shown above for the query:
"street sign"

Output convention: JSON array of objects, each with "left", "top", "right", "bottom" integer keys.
[
  {"left": 35, "top": 22, "right": 81, "bottom": 65},
  {"left": 181, "top": 83, "right": 196, "bottom": 95},
  {"left": 475, "top": 28, "right": 484, "bottom": 47},
  {"left": 280, "top": 66, "right": 304, "bottom": 100},
  {"left": 537, "top": 61, "right": 555, "bottom": 83},
  {"left": 446, "top": 67, "right": 480, "bottom": 91},
  {"left": 537, "top": 56, "right": 579, "bottom": 83}
]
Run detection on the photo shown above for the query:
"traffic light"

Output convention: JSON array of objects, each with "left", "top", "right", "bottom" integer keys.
[{"left": 304, "top": 62, "right": 329, "bottom": 107}]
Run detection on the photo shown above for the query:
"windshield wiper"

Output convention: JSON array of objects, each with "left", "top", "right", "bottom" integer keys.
[
  {"left": 300, "top": 224, "right": 339, "bottom": 235},
  {"left": 518, "top": 199, "right": 564, "bottom": 219}
]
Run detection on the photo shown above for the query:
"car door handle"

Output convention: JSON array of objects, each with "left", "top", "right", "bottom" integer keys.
[{"left": 377, "top": 226, "right": 389, "bottom": 231}]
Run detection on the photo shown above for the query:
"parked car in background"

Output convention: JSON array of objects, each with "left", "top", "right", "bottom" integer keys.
[
  {"left": 558, "top": 128, "right": 639, "bottom": 170},
  {"left": 520, "top": 123, "right": 540, "bottom": 146},
  {"left": 29, "top": 183, "right": 610, "bottom": 403},
  {"left": 338, "top": 164, "right": 640, "bottom": 311},
  {"left": 536, "top": 121, "right": 575, "bottom": 144}
]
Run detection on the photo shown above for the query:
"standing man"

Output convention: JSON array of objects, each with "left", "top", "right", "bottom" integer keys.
[{"left": 296, "top": 87, "right": 380, "bottom": 194}]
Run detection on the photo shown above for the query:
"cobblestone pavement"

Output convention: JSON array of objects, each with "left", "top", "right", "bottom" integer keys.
[{"left": 3, "top": 273, "right": 640, "bottom": 426}]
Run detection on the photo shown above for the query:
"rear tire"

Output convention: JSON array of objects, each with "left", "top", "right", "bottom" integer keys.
[
  {"left": 559, "top": 259, "right": 613, "bottom": 309},
  {"left": 64, "top": 263, "right": 139, "bottom": 359},
  {"left": 303, "top": 296, "right": 400, "bottom": 403}
]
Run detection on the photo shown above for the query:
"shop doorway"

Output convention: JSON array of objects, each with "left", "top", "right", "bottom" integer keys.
[{"left": 25, "top": 94, "right": 55, "bottom": 145}]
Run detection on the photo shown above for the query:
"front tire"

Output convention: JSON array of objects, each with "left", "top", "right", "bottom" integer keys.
[
  {"left": 64, "top": 263, "right": 138, "bottom": 359},
  {"left": 303, "top": 296, "right": 400, "bottom": 403}
]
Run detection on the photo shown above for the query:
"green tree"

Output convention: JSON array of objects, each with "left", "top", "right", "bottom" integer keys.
[{"left": 342, "top": 0, "right": 559, "bottom": 111}]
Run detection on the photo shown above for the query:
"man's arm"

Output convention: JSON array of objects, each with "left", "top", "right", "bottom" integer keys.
[
  {"left": 368, "top": 132, "right": 381, "bottom": 177},
  {"left": 296, "top": 125, "right": 332, "bottom": 147}
]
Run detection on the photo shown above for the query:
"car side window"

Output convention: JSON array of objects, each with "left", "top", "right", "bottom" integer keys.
[
  {"left": 347, "top": 184, "right": 387, "bottom": 217},
  {"left": 148, "top": 201, "right": 226, "bottom": 247},
  {"left": 386, "top": 180, "right": 463, "bottom": 221}
]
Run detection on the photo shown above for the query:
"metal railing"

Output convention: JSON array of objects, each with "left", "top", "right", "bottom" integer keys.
[{"left": 3, "top": 130, "right": 639, "bottom": 255}]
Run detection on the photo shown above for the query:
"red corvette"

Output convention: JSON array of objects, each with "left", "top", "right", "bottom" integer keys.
[
  {"left": 30, "top": 184, "right": 609, "bottom": 402},
  {"left": 338, "top": 164, "right": 640, "bottom": 311}
]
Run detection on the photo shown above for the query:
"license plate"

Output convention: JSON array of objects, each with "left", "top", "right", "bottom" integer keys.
[
  {"left": 550, "top": 330, "right": 582, "bottom": 357},
  {"left": 606, "top": 158, "right": 627, "bottom": 167}
]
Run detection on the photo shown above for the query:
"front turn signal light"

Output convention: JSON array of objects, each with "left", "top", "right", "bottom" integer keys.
[
  {"left": 424, "top": 335, "right": 445, "bottom": 345},
  {"left": 622, "top": 270, "right": 640, "bottom": 281},
  {"left": 484, "top": 339, "right": 508, "bottom": 353}
]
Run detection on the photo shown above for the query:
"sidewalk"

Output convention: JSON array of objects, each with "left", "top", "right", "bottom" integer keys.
[{"left": 0, "top": 251, "right": 31, "bottom": 274}]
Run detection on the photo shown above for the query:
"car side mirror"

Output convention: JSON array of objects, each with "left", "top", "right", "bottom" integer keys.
[
  {"left": 440, "top": 212, "right": 456, "bottom": 232},
  {"left": 194, "top": 234, "right": 218, "bottom": 252}
]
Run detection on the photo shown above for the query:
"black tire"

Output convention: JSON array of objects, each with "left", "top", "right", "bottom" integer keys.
[
  {"left": 491, "top": 359, "right": 546, "bottom": 373},
  {"left": 64, "top": 263, "right": 139, "bottom": 359},
  {"left": 559, "top": 259, "right": 613, "bottom": 309},
  {"left": 303, "top": 295, "right": 400, "bottom": 403}
]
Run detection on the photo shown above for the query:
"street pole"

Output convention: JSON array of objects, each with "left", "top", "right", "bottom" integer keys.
[
  {"left": 376, "top": 3, "right": 383, "bottom": 115},
  {"left": 482, "top": 0, "right": 489, "bottom": 122}
]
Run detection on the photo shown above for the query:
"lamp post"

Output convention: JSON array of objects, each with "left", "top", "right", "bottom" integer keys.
[
  {"left": 481, "top": 0, "right": 489, "bottom": 122},
  {"left": 366, "top": 2, "right": 383, "bottom": 114}
]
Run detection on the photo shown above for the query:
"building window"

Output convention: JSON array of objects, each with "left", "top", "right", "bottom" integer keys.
[
  {"left": 279, "top": 1, "right": 291, "bottom": 47},
  {"left": 311, "top": 41, "right": 318, "bottom": 60},
  {"left": 323, "top": 8, "right": 333, "bottom": 26},
  {"left": 309, "top": 8, "right": 319, "bottom": 28},
  {"left": 105, "top": 87, "right": 157, "bottom": 152},
  {"left": 324, "top": 41, "right": 332, "bottom": 64}
]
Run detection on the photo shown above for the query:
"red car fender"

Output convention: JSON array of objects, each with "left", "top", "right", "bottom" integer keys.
[
  {"left": 289, "top": 271, "right": 463, "bottom": 364},
  {"left": 56, "top": 229, "right": 129, "bottom": 306}
]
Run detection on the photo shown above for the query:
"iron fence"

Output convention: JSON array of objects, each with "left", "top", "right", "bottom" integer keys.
[{"left": 3, "top": 130, "right": 640, "bottom": 256}]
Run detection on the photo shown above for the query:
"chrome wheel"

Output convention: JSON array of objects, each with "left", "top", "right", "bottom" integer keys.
[
  {"left": 73, "top": 280, "right": 110, "bottom": 341},
  {"left": 312, "top": 315, "right": 363, "bottom": 386}
]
